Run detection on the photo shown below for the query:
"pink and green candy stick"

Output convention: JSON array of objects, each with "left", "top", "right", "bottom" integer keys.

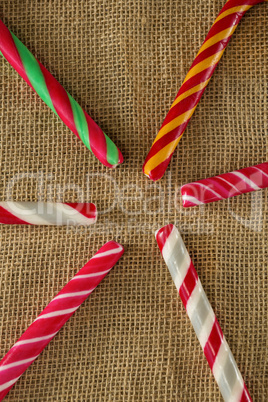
[{"left": 0, "top": 19, "right": 123, "bottom": 168}]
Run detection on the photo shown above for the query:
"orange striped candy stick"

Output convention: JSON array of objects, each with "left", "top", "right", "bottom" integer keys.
[{"left": 143, "top": 0, "right": 268, "bottom": 181}]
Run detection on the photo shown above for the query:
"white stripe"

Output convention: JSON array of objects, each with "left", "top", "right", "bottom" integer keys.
[
  {"left": 92, "top": 245, "right": 124, "bottom": 259},
  {"left": 173, "top": 255, "right": 190, "bottom": 291},
  {"left": 0, "top": 202, "right": 51, "bottom": 225},
  {"left": 0, "top": 202, "right": 96, "bottom": 225},
  {"left": 53, "top": 290, "right": 94, "bottom": 300},
  {"left": 0, "top": 376, "right": 21, "bottom": 392},
  {"left": 194, "top": 182, "right": 223, "bottom": 199},
  {"left": 232, "top": 172, "right": 260, "bottom": 190},
  {"left": 162, "top": 227, "right": 191, "bottom": 290},
  {"left": 13, "top": 332, "right": 58, "bottom": 346},
  {"left": 213, "top": 337, "right": 245, "bottom": 401},
  {"left": 253, "top": 166, "right": 268, "bottom": 179},
  {"left": 212, "top": 337, "right": 229, "bottom": 383},
  {"left": 161, "top": 226, "right": 180, "bottom": 262},
  {"left": 34, "top": 307, "right": 78, "bottom": 320},
  {"left": 185, "top": 279, "right": 202, "bottom": 319},
  {"left": 217, "top": 176, "right": 241, "bottom": 194},
  {"left": 51, "top": 203, "right": 97, "bottom": 225},
  {"left": 0, "top": 356, "right": 38, "bottom": 371},
  {"left": 198, "top": 310, "right": 215, "bottom": 349},
  {"left": 181, "top": 194, "right": 204, "bottom": 205},
  {"left": 72, "top": 269, "right": 111, "bottom": 280},
  {"left": 229, "top": 378, "right": 244, "bottom": 402}
]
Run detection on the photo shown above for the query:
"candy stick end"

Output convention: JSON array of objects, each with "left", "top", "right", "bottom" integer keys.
[
  {"left": 155, "top": 224, "right": 175, "bottom": 253},
  {"left": 102, "top": 241, "right": 125, "bottom": 256}
]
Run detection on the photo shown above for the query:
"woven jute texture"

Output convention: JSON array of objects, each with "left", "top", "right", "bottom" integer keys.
[{"left": 0, "top": 0, "right": 267, "bottom": 400}]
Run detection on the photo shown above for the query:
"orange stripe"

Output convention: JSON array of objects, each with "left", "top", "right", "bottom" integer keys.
[
  {"left": 214, "top": 5, "right": 252, "bottom": 25},
  {"left": 144, "top": 138, "right": 181, "bottom": 176},
  {"left": 183, "top": 49, "right": 225, "bottom": 84},
  {"left": 154, "top": 107, "right": 196, "bottom": 143},
  {"left": 171, "top": 80, "right": 210, "bottom": 109},
  {"left": 197, "top": 25, "right": 237, "bottom": 55}
]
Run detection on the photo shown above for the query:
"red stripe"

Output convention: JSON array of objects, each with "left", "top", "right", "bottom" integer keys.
[
  {"left": 64, "top": 203, "right": 97, "bottom": 219},
  {"left": 179, "top": 262, "right": 198, "bottom": 308},
  {"left": 203, "top": 318, "right": 223, "bottom": 370},
  {"left": 143, "top": 121, "right": 189, "bottom": 164},
  {"left": 41, "top": 62, "right": 113, "bottom": 168},
  {"left": 143, "top": 153, "right": 174, "bottom": 181},
  {"left": 204, "top": 13, "right": 245, "bottom": 43},
  {"left": 218, "top": 0, "right": 262, "bottom": 15},
  {"left": 190, "top": 36, "right": 232, "bottom": 70},
  {"left": 84, "top": 112, "right": 110, "bottom": 167},
  {"left": 162, "top": 90, "right": 205, "bottom": 126},
  {"left": 155, "top": 224, "right": 174, "bottom": 254},
  {"left": 39, "top": 62, "right": 79, "bottom": 138},
  {"left": 240, "top": 386, "right": 252, "bottom": 402},
  {"left": 175, "top": 66, "right": 215, "bottom": 100},
  {"left": 0, "top": 206, "right": 31, "bottom": 225},
  {"left": 0, "top": 20, "right": 33, "bottom": 89}
]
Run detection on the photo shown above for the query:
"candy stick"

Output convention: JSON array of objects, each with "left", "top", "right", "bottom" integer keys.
[
  {"left": 0, "top": 202, "right": 97, "bottom": 225},
  {"left": 143, "top": 0, "right": 268, "bottom": 181},
  {"left": 155, "top": 224, "right": 251, "bottom": 402},
  {"left": 181, "top": 162, "right": 268, "bottom": 207},
  {"left": 0, "top": 241, "right": 124, "bottom": 400},
  {"left": 0, "top": 20, "right": 123, "bottom": 168}
]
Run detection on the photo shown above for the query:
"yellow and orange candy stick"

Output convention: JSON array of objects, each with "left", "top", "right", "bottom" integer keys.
[{"left": 143, "top": 0, "right": 267, "bottom": 181}]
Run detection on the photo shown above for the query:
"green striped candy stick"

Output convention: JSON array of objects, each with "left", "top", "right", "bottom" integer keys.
[{"left": 0, "top": 19, "right": 123, "bottom": 168}]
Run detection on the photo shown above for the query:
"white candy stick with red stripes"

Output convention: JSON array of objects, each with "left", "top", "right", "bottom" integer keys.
[
  {"left": 181, "top": 162, "right": 268, "bottom": 207},
  {"left": 0, "top": 202, "right": 97, "bottom": 225},
  {"left": 0, "top": 241, "right": 124, "bottom": 400},
  {"left": 155, "top": 224, "right": 251, "bottom": 402}
]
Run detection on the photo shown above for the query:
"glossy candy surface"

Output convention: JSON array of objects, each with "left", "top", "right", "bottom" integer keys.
[
  {"left": 0, "top": 20, "right": 123, "bottom": 168},
  {"left": 143, "top": 0, "right": 268, "bottom": 181},
  {"left": 0, "top": 202, "right": 97, "bottom": 225},
  {"left": 0, "top": 241, "right": 124, "bottom": 400},
  {"left": 155, "top": 224, "right": 251, "bottom": 402},
  {"left": 181, "top": 162, "right": 268, "bottom": 207}
]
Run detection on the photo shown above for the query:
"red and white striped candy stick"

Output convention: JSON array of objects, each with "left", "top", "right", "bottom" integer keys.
[
  {"left": 0, "top": 241, "right": 124, "bottom": 400},
  {"left": 0, "top": 202, "right": 97, "bottom": 225},
  {"left": 155, "top": 224, "right": 251, "bottom": 402},
  {"left": 181, "top": 162, "right": 268, "bottom": 207}
]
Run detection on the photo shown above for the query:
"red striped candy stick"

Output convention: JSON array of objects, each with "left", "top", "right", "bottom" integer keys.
[
  {"left": 0, "top": 202, "right": 97, "bottom": 225},
  {"left": 0, "top": 241, "right": 124, "bottom": 400},
  {"left": 155, "top": 224, "right": 251, "bottom": 402},
  {"left": 143, "top": 0, "right": 268, "bottom": 181},
  {"left": 0, "top": 19, "right": 123, "bottom": 168},
  {"left": 181, "top": 162, "right": 268, "bottom": 207}
]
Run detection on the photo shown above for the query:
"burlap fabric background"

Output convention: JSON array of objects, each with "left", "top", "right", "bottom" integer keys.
[{"left": 0, "top": 0, "right": 267, "bottom": 400}]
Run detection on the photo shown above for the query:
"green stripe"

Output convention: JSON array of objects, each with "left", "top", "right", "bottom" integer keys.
[
  {"left": 67, "top": 93, "right": 91, "bottom": 152},
  {"left": 11, "top": 32, "right": 57, "bottom": 115},
  {"left": 105, "top": 134, "right": 119, "bottom": 166}
]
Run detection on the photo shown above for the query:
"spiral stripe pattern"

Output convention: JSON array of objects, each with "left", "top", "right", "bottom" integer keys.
[
  {"left": 143, "top": 0, "right": 267, "bottom": 181},
  {"left": 0, "top": 19, "right": 123, "bottom": 168},
  {"left": 181, "top": 162, "right": 268, "bottom": 207},
  {"left": 155, "top": 224, "right": 251, "bottom": 402},
  {"left": 0, "top": 241, "right": 124, "bottom": 400},
  {"left": 0, "top": 202, "right": 97, "bottom": 225}
]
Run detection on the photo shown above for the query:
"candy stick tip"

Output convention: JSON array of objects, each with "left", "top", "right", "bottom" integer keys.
[
  {"left": 102, "top": 241, "right": 124, "bottom": 254},
  {"left": 142, "top": 164, "right": 161, "bottom": 182},
  {"left": 110, "top": 151, "right": 124, "bottom": 168},
  {"left": 155, "top": 224, "right": 175, "bottom": 252}
]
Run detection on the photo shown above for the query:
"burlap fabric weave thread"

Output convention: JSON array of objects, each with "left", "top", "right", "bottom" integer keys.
[{"left": 0, "top": 0, "right": 267, "bottom": 400}]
